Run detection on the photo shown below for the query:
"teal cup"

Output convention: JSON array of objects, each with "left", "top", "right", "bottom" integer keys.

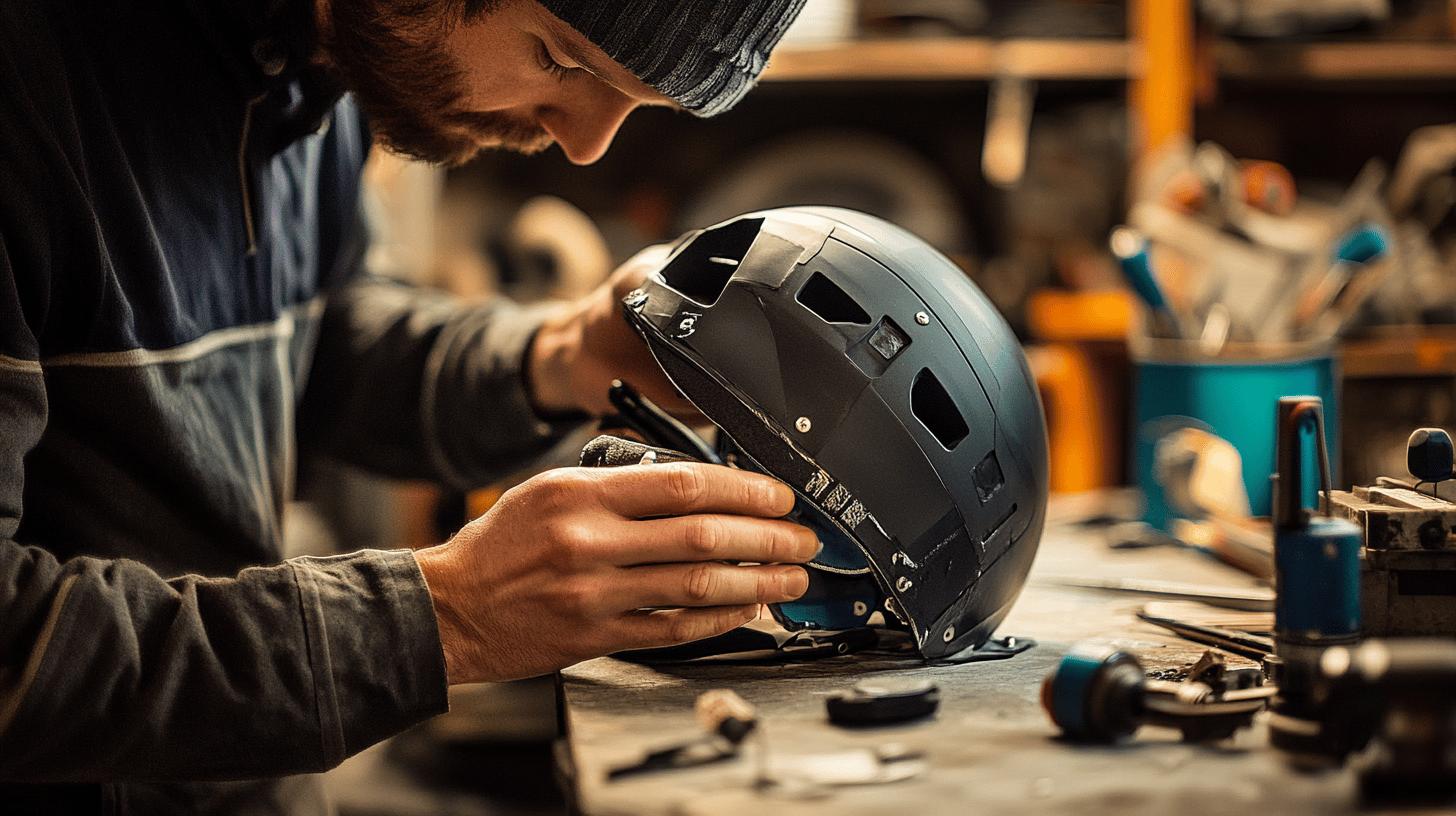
[{"left": 1133, "top": 338, "right": 1337, "bottom": 530}]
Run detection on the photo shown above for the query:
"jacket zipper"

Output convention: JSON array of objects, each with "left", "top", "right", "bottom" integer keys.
[{"left": 238, "top": 94, "right": 264, "bottom": 257}]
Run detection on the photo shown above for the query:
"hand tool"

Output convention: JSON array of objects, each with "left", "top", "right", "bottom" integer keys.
[
  {"left": 1129, "top": 200, "right": 1290, "bottom": 342},
  {"left": 1320, "top": 233, "right": 1405, "bottom": 338},
  {"left": 1135, "top": 607, "right": 1274, "bottom": 660},
  {"left": 1291, "top": 223, "right": 1390, "bottom": 335},
  {"left": 1110, "top": 226, "right": 1186, "bottom": 339},
  {"left": 607, "top": 689, "right": 759, "bottom": 780},
  {"left": 1042, "top": 642, "right": 1273, "bottom": 743},
  {"left": 1041, "top": 575, "right": 1273, "bottom": 611}
]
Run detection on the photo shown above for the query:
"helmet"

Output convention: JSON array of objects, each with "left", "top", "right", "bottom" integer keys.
[{"left": 623, "top": 207, "right": 1048, "bottom": 659}]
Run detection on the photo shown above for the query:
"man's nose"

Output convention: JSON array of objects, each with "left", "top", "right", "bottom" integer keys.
[{"left": 538, "top": 93, "right": 638, "bottom": 166}]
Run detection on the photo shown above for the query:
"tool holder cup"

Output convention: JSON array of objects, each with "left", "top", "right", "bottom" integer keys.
[{"left": 1132, "top": 333, "right": 1338, "bottom": 531}]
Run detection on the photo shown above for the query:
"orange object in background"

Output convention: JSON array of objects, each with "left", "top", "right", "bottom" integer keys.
[
  {"left": 1240, "top": 160, "right": 1298, "bottom": 216},
  {"left": 1026, "top": 289, "right": 1135, "bottom": 493},
  {"left": 1131, "top": 0, "right": 1194, "bottom": 159}
]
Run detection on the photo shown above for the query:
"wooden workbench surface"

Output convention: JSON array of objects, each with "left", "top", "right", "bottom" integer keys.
[{"left": 558, "top": 497, "right": 1376, "bottom": 816}]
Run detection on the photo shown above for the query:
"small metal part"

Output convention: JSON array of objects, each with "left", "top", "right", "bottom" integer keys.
[
  {"left": 942, "top": 626, "right": 956, "bottom": 643},
  {"left": 1043, "top": 643, "right": 1270, "bottom": 744},
  {"left": 866, "top": 318, "right": 909, "bottom": 361},
  {"left": 935, "top": 634, "right": 1036, "bottom": 665},
  {"left": 852, "top": 600, "right": 868, "bottom": 617},
  {"left": 795, "top": 416, "right": 812, "bottom": 433},
  {"left": 914, "top": 311, "right": 930, "bottom": 325},
  {"left": 895, "top": 576, "right": 913, "bottom": 592},
  {"left": 883, "top": 597, "right": 908, "bottom": 624},
  {"left": 826, "top": 678, "right": 940, "bottom": 726}
]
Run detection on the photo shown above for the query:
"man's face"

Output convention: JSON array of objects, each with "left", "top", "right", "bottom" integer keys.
[{"left": 322, "top": 0, "right": 673, "bottom": 167}]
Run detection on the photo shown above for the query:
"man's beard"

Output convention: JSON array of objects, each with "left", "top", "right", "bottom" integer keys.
[{"left": 321, "top": 1, "right": 555, "bottom": 166}]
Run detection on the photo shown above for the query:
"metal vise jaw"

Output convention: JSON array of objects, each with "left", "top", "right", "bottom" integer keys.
[{"left": 1326, "top": 484, "right": 1456, "bottom": 637}]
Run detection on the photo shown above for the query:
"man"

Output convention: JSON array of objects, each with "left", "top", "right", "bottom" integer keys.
[{"left": 0, "top": 0, "right": 809, "bottom": 812}]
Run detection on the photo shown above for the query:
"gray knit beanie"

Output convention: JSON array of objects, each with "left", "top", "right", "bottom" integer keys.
[{"left": 536, "top": 1, "right": 808, "bottom": 117}]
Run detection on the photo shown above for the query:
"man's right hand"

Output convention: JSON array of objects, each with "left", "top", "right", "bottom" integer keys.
[{"left": 414, "top": 463, "right": 817, "bottom": 684}]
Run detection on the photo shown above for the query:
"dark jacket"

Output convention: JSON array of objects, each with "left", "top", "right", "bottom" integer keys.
[{"left": 0, "top": 0, "right": 574, "bottom": 811}]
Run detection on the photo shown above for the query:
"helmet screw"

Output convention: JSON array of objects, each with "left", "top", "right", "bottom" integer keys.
[
  {"left": 915, "top": 311, "right": 930, "bottom": 326},
  {"left": 795, "top": 416, "right": 812, "bottom": 433},
  {"left": 942, "top": 626, "right": 956, "bottom": 643},
  {"left": 896, "top": 576, "right": 913, "bottom": 592},
  {"left": 852, "top": 601, "right": 868, "bottom": 617}
]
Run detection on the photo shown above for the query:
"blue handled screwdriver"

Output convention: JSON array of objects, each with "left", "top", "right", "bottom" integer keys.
[
  {"left": 1111, "top": 226, "right": 1186, "bottom": 340},
  {"left": 1293, "top": 223, "right": 1390, "bottom": 337}
]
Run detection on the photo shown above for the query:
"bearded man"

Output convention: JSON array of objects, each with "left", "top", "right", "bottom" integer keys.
[{"left": 0, "top": 1, "right": 810, "bottom": 812}]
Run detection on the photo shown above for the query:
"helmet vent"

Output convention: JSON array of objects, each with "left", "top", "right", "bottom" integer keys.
[
  {"left": 911, "top": 369, "right": 969, "bottom": 451},
  {"left": 797, "top": 272, "right": 871, "bottom": 325},
  {"left": 659, "top": 217, "right": 764, "bottom": 306}
]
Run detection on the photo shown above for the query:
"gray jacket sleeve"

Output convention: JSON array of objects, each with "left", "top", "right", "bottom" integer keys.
[
  {"left": 298, "top": 276, "right": 585, "bottom": 490},
  {"left": 0, "top": 243, "right": 449, "bottom": 782}
]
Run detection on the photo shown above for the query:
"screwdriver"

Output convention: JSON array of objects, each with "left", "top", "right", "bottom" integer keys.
[
  {"left": 1111, "top": 226, "right": 1186, "bottom": 340},
  {"left": 1293, "top": 223, "right": 1390, "bottom": 336}
]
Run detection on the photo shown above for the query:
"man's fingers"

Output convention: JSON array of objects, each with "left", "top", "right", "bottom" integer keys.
[
  {"left": 594, "top": 462, "right": 796, "bottom": 519},
  {"left": 612, "top": 515, "right": 819, "bottom": 566},
  {"left": 610, "top": 562, "right": 809, "bottom": 609},
  {"left": 612, "top": 605, "right": 762, "bottom": 651}
]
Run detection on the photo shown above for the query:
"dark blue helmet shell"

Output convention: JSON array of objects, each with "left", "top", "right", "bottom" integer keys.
[{"left": 624, "top": 208, "right": 1049, "bottom": 658}]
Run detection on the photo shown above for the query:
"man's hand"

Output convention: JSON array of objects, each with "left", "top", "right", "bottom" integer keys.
[
  {"left": 528, "top": 244, "right": 697, "bottom": 416},
  {"left": 414, "top": 463, "right": 816, "bottom": 684}
]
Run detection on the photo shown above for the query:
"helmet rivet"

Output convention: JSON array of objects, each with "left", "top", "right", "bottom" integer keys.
[
  {"left": 915, "top": 311, "right": 931, "bottom": 326},
  {"left": 896, "top": 576, "right": 913, "bottom": 592},
  {"left": 852, "top": 601, "right": 868, "bottom": 617},
  {"left": 795, "top": 416, "right": 812, "bottom": 433},
  {"left": 943, "top": 626, "right": 956, "bottom": 643}
]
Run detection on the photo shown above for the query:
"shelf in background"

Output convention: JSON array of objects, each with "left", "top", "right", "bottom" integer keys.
[
  {"left": 1216, "top": 39, "right": 1456, "bottom": 81},
  {"left": 762, "top": 38, "right": 1134, "bottom": 82}
]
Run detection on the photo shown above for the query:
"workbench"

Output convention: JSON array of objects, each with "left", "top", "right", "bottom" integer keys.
[{"left": 556, "top": 496, "right": 1380, "bottom": 816}]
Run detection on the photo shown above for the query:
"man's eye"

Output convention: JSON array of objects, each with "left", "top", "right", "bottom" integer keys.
[{"left": 538, "top": 41, "right": 573, "bottom": 79}]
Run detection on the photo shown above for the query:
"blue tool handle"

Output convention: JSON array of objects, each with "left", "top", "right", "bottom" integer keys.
[
  {"left": 1111, "top": 228, "right": 1168, "bottom": 311},
  {"left": 1332, "top": 223, "right": 1390, "bottom": 266}
]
